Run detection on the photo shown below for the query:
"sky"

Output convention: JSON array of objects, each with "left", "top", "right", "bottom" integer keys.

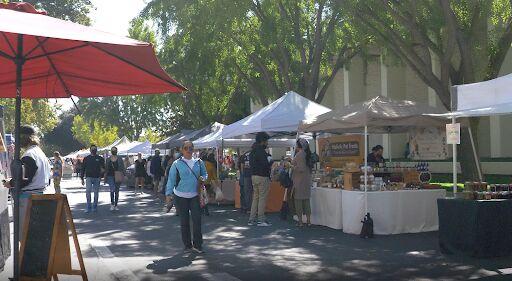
[{"left": 54, "top": 0, "right": 147, "bottom": 111}]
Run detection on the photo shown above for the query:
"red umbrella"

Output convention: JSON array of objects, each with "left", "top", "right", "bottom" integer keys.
[{"left": 0, "top": 3, "right": 186, "bottom": 279}]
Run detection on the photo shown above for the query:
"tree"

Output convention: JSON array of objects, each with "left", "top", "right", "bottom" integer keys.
[
  {"left": 349, "top": 0, "right": 512, "bottom": 180},
  {"left": 141, "top": 0, "right": 362, "bottom": 104},
  {"left": 0, "top": 99, "right": 58, "bottom": 134},
  {"left": 42, "top": 110, "right": 83, "bottom": 155},
  {"left": 24, "top": 0, "right": 94, "bottom": 25},
  {"left": 71, "top": 115, "right": 119, "bottom": 147}
]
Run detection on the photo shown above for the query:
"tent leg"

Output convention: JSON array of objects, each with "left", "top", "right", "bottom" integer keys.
[
  {"left": 364, "top": 126, "right": 368, "bottom": 214},
  {"left": 13, "top": 33, "right": 24, "bottom": 281},
  {"left": 452, "top": 117, "right": 457, "bottom": 195},
  {"left": 468, "top": 125, "right": 482, "bottom": 182}
]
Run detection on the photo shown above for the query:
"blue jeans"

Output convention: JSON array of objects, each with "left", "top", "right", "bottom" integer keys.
[
  {"left": 86, "top": 177, "right": 100, "bottom": 211},
  {"left": 107, "top": 176, "right": 120, "bottom": 206}
]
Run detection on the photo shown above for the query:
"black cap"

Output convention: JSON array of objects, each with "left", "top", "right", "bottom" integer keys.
[{"left": 19, "top": 125, "right": 36, "bottom": 135}]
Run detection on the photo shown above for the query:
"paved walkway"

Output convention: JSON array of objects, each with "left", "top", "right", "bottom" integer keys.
[{"left": 1, "top": 178, "right": 512, "bottom": 280}]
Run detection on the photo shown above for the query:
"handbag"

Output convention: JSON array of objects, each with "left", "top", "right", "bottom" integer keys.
[
  {"left": 181, "top": 159, "right": 209, "bottom": 208},
  {"left": 114, "top": 171, "right": 124, "bottom": 184}
]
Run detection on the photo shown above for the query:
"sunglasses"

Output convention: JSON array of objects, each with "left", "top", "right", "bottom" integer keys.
[{"left": 183, "top": 146, "right": 194, "bottom": 151}]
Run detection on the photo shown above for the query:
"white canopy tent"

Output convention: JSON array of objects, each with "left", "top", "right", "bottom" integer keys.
[
  {"left": 433, "top": 74, "right": 512, "bottom": 192},
  {"left": 117, "top": 140, "right": 152, "bottom": 155},
  {"left": 300, "top": 96, "right": 449, "bottom": 212},
  {"left": 99, "top": 136, "right": 131, "bottom": 153},
  {"left": 64, "top": 148, "right": 89, "bottom": 159},
  {"left": 221, "top": 91, "right": 331, "bottom": 138},
  {"left": 194, "top": 123, "right": 300, "bottom": 149}
]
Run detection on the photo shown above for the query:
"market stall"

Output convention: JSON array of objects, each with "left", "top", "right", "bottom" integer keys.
[
  {"left": 299, "top": 96, "right": 450, "bottom": 234},
  {"left": 429, "top": 75, "right": 512, "bottom": 257}
]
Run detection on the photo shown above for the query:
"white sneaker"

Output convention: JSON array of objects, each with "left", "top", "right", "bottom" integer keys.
[
  {"left": 110, "top": 205, "right": 115, "bottom": 211},
  {"left": 114, "top": 206, "right": 119, "bottom": 211},
  {"left": 257, "top": 221, "right": 272, "bottom": 227}
]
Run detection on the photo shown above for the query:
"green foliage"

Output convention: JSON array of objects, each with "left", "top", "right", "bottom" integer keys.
[
  {"left": 138, "top": 129, "right": 162, "bottom": 144},
  {"left": 24, "top": 0, "right": 94, "bottom": 25},
  {"left": 141, "top": 0, "right": 361, "bottom": 105},
  {"left": 0, "top": 99, "right": 58, "bottom": 134},
  {"left": 71, "top": 115, "right": 118, "bottom": 147}
]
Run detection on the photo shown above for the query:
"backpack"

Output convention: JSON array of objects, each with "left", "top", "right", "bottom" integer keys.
[{"left": 279, "top": 168, "right": 293, "bottom": 188}]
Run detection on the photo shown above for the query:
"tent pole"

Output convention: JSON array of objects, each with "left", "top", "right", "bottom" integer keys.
[
  {"left": 452, "top": 116, "right": 457, "bottom": 195},
  {"left": 13, "top": 33, "right": 24, "bottom": 281},
  {"left": 468, "top": 125, "right": 482, "bottom": 182},
  {"left": 364, "top": 126, "right": 368, "bottom": 214}
]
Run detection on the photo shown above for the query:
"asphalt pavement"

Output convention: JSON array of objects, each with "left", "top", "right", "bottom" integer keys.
[{"left": 1, "top": 178, "right": 512, "bottom": 281}]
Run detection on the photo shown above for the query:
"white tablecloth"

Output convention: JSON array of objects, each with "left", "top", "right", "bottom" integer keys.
[
  {"left": 308, "top": 187, "right": 343, "bottom": 229},
  {"left": 342, "top": 189, "right": 446, "bottom": 235}
]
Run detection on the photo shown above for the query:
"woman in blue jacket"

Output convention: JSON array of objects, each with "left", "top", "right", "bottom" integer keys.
[{"left": 166, "top": 141, "right": 208, "bottom": 254}]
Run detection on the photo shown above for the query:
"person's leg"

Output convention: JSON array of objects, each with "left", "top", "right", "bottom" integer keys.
[
  {"left": 295, "top": 199, "right": 304, "bottom": 225},
  {"left": 239, "top": 179, "right": 246, "bottom": 211},
  {"left": 92, "top": 178, "right": 100, "bottom": 211},
  {"left": 304, "top": 199, "right": 311, "bottom": 225},
  {"left": 85, "top": 178, "right": 92, "bottom": 211},
  {"left": 249, "top": 176, "right": 261, "bottom": 222},
  {"left": 53, "top": 177, "right": 61, "bottom": 194},
  {"left": 257, "top": 177, "right": 270, "bottom": 222},
  {"left": 115, "top": 182, "right": 120, "bottom": 206},
  {"left": 190, "top": 196, "right": 203, "bottom": 249},
  {"left": 108, "top": 176, "right": 115, "bottom": 206},
  {"left": 19, "top": 197, "right": 28, "bottom": 233},
  {"left": 176, "top": 196, "right": 192, "bottom": 248},
  {"left": 246, "top": 178, "right": 253, "bottom": 211}
]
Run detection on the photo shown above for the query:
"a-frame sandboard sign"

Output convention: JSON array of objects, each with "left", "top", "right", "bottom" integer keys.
[{"left": 19, "top": 194, "right": 87, "bottom": 281}]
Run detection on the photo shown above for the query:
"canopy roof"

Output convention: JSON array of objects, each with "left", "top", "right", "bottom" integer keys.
[
  {"left": 99, "top": 136, "right": 130, "bottom": 152},
  {"left": 300, "top": 96, "right": 448, "bottom": 134},
  {"left": 194, "top": 123, "right": 299, "bottom": 149},
  {"left": 117, "top": 140, "right": 151, "bottom": 155},
  {"left": 446, "top": 73, "right": 512, "bottom": 117},
  {"left": 152, "top": 124, "right": 216, "bottom": 150},
  {"left": 222, "top": 91, "right": 331, "bottom": 138},
  {"left": 0, "top": 4, "right": 186, "bottom": 98}
]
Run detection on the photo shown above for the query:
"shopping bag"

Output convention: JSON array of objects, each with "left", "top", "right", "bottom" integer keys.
[
  {"left": 114, "top": 171, "right": 124, "bottom": 184},
  {"left": 199, "top": 184, "right": 209, "bottom": 208}
]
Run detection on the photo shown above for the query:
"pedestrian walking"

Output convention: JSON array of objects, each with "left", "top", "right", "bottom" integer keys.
[
  {"left": 202, "top": 152, "right": 218, "bottom": 216},
  {"left": 105, "top": 146, "right": 125, "bottom": 211},
  {"left": 134, "top": 153, "right": 146, "bottom": 194},
  {"left": 292, "top": 138, "right": 313, "bottom": 227},
  {"left": 166, "top": 141, "right": 207, "bottom": 254},
  {"left": 150, "top": 150, "right": 164, "bottom": 193},
  {"left": 2, "top": 125, "right": 51, "bottom": 231},
  {"left": 52, "top": 151, "right": 64, "bottom": 194},
  {"left": 81, "top": 144, "right": 105, "bottom": 213},
  {"left": 248, "top": 132, "right": 272, "bottom": 227}
]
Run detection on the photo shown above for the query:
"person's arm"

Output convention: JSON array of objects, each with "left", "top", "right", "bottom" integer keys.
[
  {"left": 81, "top": 157, "right": 86, "bottom": 180},
  {"left": 9, "top": 156, "right": 37, "bottom": 188},
  {"left": 59, "top": 159, "right": 64, "bottom": 177},
  {"left": 293, "top": 152, "right": 307, "bottom": 172},
  {"left": 166, "top": 162, "right": 177, "bottom": 196}
]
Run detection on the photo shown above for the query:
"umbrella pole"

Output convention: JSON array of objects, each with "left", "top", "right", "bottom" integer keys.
[
  {"left": 452, "top": 116, "right": 457, "bottom": 195},
  {"left": 13, "top": 34, "right": 24, "bottom": 281},
  {"left": 364, "top": 126, "right": 368, "bottom": 214}
]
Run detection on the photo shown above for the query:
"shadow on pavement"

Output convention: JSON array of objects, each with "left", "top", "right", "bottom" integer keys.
[{"left": 147, "top": 254, "right": 195, "bottom": 274}]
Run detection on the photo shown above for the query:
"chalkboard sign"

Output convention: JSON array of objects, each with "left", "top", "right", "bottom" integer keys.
[
  {"left": 20, "top": 198, "right": 58, "bottom": 278},
  {"left": 19, "top": 194, "right": 88, "bottom": 281}
]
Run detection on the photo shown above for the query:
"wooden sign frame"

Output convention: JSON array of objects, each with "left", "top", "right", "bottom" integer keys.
[{"left": 20, "top": 194, "right": 87, "bottom": 281}]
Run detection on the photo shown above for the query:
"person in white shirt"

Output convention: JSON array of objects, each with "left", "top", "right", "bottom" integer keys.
[{"left": 3, "top": 125, "right": 50, "bottom": 231}]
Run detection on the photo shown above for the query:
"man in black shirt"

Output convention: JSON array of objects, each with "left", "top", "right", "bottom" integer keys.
[
  {"left": 81, "top": 144, "right": 105, "bottom": 213},
  {"left": 248, "top": 132, "right": 272, "bottom": 227},
  {"left": 150, "top": 149, "right": 164, "bottom": 193}
]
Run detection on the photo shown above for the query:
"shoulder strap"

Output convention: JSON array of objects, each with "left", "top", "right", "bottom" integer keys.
[{"left": 180, "top": 159, "right": 202, "bottom": 180}]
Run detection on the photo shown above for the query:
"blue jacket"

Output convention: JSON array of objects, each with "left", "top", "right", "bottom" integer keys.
[{"left": 166, "top": 157, "right": 208, "bottom": 196}]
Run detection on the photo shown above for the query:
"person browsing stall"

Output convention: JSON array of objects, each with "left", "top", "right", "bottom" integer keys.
[
  {"left": 166, "top": 141, "right": 208, "bottom": 254},
  {"left": 3, "top": 126, "right": 51, "bottom": 231},
  {"left": 367, "top": 145, "right": 386, "bottom": 166}
]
